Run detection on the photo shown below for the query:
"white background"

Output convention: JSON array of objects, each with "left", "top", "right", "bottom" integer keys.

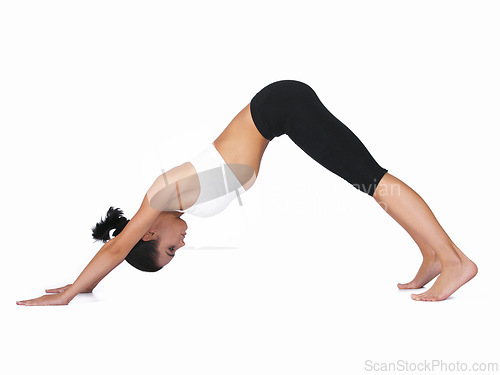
[{"left": 1, "top": 1, "right": 499, "bottom": 374}]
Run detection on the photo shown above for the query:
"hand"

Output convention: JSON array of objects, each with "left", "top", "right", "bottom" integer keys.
[
  {"left": 45, "top": 283, "right": 94, "bottom": 294},
  {"left": 16, "top": 293, "right": 70, "bottom": 306}
]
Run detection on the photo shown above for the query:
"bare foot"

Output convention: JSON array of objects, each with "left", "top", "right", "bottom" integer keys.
[
  {"left": 411, "top": 256, "right": 478, "bottom": 301},
  {"left": 398, "top": 257, "right": 442, "bottom": 289}
]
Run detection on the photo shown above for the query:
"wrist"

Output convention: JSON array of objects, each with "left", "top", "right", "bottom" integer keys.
[{"left": 61, "top": 288, "right": 76, "bottom": 303}]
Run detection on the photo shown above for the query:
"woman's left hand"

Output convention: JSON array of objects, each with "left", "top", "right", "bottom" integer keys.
[
  {"left": 45, "top": 283, "right": 94, "bottom": 294},
  {"left": 16, "top": 293, "right": 70, "bottom": 306}
]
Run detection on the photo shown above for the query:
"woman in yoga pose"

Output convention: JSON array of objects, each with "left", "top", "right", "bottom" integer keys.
[{"left": 17, "top": 80, "right": 477, "bottom": 305}]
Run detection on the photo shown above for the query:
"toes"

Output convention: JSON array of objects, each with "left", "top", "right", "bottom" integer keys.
[
  {"left": 397, "top": 282, "right": 411, "bottom": 289},
  {"left": 411, "top": 290, "right": 429, "bottom": 301},
  {"left": 398, "top": 281, "right": 424, "bottom": 289},
  {"left": 412, "top": 295, "right": 430, "bottom": 301},
  {"left": 411, "top": 291, "right": 441, "bottom": 302},
  {"left": 398, "top": 281, "right": 418, "bottom": 289},
  {"left": 428, "top": 295, "right": 444, "bottom": 302}
]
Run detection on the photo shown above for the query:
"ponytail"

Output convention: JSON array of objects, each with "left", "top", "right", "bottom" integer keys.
[{"left": 91, "top": 207, "right": 129, "bottom": 243}]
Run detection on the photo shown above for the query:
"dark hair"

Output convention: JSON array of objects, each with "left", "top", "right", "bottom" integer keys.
[{"left": 91, "top": 206, "right": 163, "bottom": 272}]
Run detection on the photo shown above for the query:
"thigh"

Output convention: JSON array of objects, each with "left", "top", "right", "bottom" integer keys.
[{"left": 251, "top": 80, "right": 388, "bottom": 196}]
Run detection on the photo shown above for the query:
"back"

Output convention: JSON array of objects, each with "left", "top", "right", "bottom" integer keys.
[{"left": 146, "top": 143, "right": 255, "bottom": 217}]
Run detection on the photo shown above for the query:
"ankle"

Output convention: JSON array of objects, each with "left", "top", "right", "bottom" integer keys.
[
  {"left": 438, "top": 253, "right": 462, "bottom": 268},
  {"left": 432, "top": 241, "right": 461, "bottom": 265},
  {"left": 422, "top": 252, "right": 439, "bottom": 263}
]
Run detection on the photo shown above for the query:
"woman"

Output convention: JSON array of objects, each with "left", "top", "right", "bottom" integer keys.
[{"left": 16, "top": 80, "right": 477, "bottom": 305}]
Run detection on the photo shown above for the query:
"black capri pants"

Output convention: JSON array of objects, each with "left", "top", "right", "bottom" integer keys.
[{"left": 250, "top": 80, "right": 388, "bottom": 196}]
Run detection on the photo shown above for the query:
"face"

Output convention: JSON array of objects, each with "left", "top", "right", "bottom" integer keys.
[{"left": 142, "top": 211, "right": 188, "bottom": 267}]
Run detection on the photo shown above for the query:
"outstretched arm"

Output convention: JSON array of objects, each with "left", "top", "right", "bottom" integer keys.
[{"left": 17, "top": 191, "right": 165, "bottom": 306}]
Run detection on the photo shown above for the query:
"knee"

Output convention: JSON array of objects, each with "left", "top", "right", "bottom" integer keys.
[{"left": 372, "top": 170, "right": 390, "bottom": 199}]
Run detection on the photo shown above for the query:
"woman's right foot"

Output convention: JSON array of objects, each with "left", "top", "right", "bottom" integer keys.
[
  {"left": 397, "top": 257, "right": 442, "bottom": 289},
  {"left": 411, "top": 255, "right": 477, "bottom": 301}
]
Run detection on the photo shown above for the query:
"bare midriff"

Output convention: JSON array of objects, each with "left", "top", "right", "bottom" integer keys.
[{"left": 212, "top": 102, "right": 270, "bottom": 191}]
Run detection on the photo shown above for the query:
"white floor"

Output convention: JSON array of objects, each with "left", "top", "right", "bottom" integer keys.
[{"left": 4, "top": 186, "right": 499, "bottom": 374}]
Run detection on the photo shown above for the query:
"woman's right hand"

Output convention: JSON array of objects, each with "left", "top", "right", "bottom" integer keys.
[{"left": 45, "top": 284, "right": 93, "bottom": 294}]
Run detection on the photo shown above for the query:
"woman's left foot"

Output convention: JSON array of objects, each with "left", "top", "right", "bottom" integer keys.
[
  {"left": 397, "top": 256, "right": 442, "bottom": 289},
  {"left": 411, "top": 255, "right": 478, "bottom": 301}
]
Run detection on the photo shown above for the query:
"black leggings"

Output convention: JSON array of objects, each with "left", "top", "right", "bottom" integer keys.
[{"left": 250, "top": 80, "right": 388, "bottom": 196}]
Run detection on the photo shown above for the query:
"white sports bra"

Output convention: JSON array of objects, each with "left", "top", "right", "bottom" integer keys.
[{"left": 174, "top": 142, "right": 247, "bottom": 218}]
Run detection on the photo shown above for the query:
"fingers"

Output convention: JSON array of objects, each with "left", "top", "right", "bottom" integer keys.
[
  {"left": 16, "top": 298, "right": 41, "bottom": 306},
  {"left": 16, "top": 294, "right": 69, "bottom": 306},
  {"left": 45, "top": 288, "right": 63, "bottom": 293},
  {"left": 45, "top": 284, "right": 71, "bottom": 294}
]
